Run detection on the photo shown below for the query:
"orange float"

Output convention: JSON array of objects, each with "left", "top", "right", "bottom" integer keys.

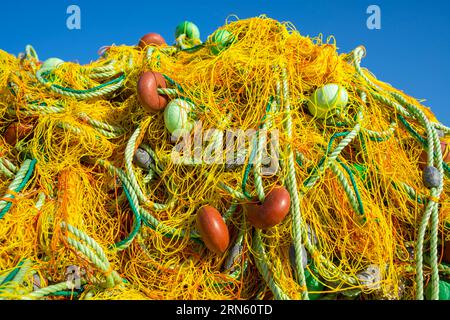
[
  {"left": 137, "top": 71, "right": 169, "bottom": 113},
  {"left": 196, "top": 206, "right": 230, "bottom": 254},
  {"left": 245, "top": 186, "right": 291, "bottom": 229},
  {"left": 138, "top": 33, "right": 166, "bottom": 49},
  {"left": 4, "top": 121, "right": 34, "bottom": 146}
]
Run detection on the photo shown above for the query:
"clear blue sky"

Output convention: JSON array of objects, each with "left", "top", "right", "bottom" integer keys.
[{"left": 0, "top": 0, "right": 449, "bottom": 124}]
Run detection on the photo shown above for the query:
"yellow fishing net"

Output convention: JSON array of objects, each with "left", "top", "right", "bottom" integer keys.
[{"left": 0, "top": 16, "right": 449, "bottom": 300}]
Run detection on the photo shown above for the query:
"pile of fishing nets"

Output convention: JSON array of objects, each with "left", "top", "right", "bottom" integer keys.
[{"left": 0, "top": 16, "right": 449, "bottom": 300}]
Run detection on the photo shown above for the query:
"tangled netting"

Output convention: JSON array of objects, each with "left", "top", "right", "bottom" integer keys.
[{"left": 0, "top": 16, "right": 449, "bottom": 300}]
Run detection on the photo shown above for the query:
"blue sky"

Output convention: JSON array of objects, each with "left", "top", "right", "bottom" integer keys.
[{"left": 0, "top": 0, "right": 449, "bottom": 124}]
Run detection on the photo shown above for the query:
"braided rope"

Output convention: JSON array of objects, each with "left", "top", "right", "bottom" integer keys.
[
  {"left": 113, "top": 182, "right": 142, "bottom": 250},
  {"left": 254, "top": 126, "right": 267, "bottom": 202},
  {"left": 330, "top": 161, "right": 361, "bottom": 215},
  {"left": 396, "top": 182, "right": 426, "bottom": 205},
  {"left": 353, "top": 46, "right": 448, "bottom": 135},
  {"left": 2, "top": 158, "right": 18, "bottom": 174},
  {"left": 28, "top": 103, "right": 65, "bottom": 115},
  {"left": 98, "top": 159, "right": 173, "bottom": 211},
  {"left": 295, "top": 152, "right": 362, "bottom": 285},
  {"left": 246, "top": 95, "right": 293, "bottom": 299},
  {"left": 88, "top": 70, "right": 119, "bottom": 80},
  {"left": 222, "top": 202, "right": 238, "bottom": 222},
  {"left": 97, "top": 159, "right": 200, "bottom": 241},
  {"left": 280, "top": 68, "right": 309, "bottom": 300},
  {"left": 0, "top": 160, "right": 15, "bottom": 179},
  {"left": 11, "top": 259, "right": 32, "bottom": 284},
  {"left": 0, "top": 260, "right": 32, "bottom": 297},
  {"left": 61, "top": 222, "right": 109, "bottom": 263},
  {"left": 22, "top": 282, "right": 72, "bottom": 300},
  {"left": 25, "top": 45, "right": 38, "bottom": 61},
  {"left": 294, "top": 115, "right": 363, "bottom": 286},
  {"left": 78, "top": 112, "right": 125, "bottom": 136},
  {"left": 303, "top": 114, "right": 362, "bottom": 190},
  {"left": 393, "top": 95, "right": 444, "bottom": 300},
  {"left": 124, "top": 127, "right": 176, "bottom": 210},
  {"left": 0, "top": 159, "right": 36, "bottom": 218},
  {"left": 34, "top": 192, "right": 46, "bottom": 210},
  {"left": 218, "top": 182, "right": 247, "bottom": 200},
  {"left": 61, "top": 222, "right": 122, "bottom": 288},
  {"left": 253, "top": 231, "right": 290, "bottom": 300},
  {"left": 36, "top": 70, "right": 125, "bottom": 100},
  {"left": 157, "top": 88, "right": 179, "bottom": 97},
  {"left": 362, "top": 122, "right": 397, "bottom": 140}
]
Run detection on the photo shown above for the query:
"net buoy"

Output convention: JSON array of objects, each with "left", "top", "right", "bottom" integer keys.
[
  {"left": 164, "top": 99, "right": 194, "bottom": 134},
  {"left": 245, "top": 186, "right": 290, "bottom": 229},
  {"left": 423, "top": 166, "right": 441, "bottom": 189},
  {"left": 210, "top": 29, "right": 234, "bottom": 55},
  {"left": 4, "top": 122, "right": 34, "bottom": 146},
  {"left": 307, "top": 84, "right": 348, "bottom": 119},
  {"left": 196, "top": 206, "right": 230, "bottom": 254},
  {"left": 40, "top": 58, "right": 64, "bottom": 72},
  {"left": 175, "top": 21, "right": 200, "bottom": 40},
  {"left": 138, "top": 33, "right": 166, "bottom": 49},
  {"left": 133, "top": 148, "right": 154, "bottom": 171},
  {"left": 137, "top": 71, "right": 169, "bottom": 112}
]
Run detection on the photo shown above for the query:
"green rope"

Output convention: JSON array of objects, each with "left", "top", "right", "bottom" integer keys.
[
  {"left": 45, "top": 290, "right": 82, "bottom": 297},
  {"left": 97, "top": 159, "right": 201, "bottom": 243},
  {"left": 2, "top": 158, "right": 18, "bottom": 174},
  {"left": 337, "top": 159, "right": 365, "bottom": 217},
  {"left": 253, "top": 98, "right": 274, "bottom": 203},
  {"left": 62, "top": 223, "right": 109, "bottom": 263},
  {"left": 113, "top": 182, "right": 143, "bottom": 250},
  {"left": 0, "top": 159, "right": 37, "bottom": 219},
  {"left": 242, "top": 95, "right": 273, "bottom": 200},
  {"left": 352, "top": 46, "right": 445, "bottom": 299},
  {"left": 303, "top": 122, "right": 361, "bottom": 191},
  {"left": 398, "top": 114, "right": 450, "bottom": 177},
  {"left": 392, "top": 181, "right": 426, "bottom": 205},
  {"left": 298, "top": 117, "right": 363, "bottom": 287},
  {"left": 253, "top": 231, "right": 290, "bottom": 300},
  {"left": 37, "top": 69, "right": 125, "bottom": 99},
  {"left": 329, "top": 161, "right": 364, "bottom": 222},
  {"left": 218, "top": 181, "right": 247, "bottom": 200},
  {"left": 61, "top": 222, "right": 122, "bottom": 288},
  {"left": 124, "top": 127, "right": 176, "bottom": 210},
  {"left": 78, "top": 112, "right": 125, "bottom": 137},
  {"left": 222, "top": 202, "right": 238, "bottom": 222},
  {"left": 162, "top": 74, "right": 185, "bottom": 94},
  {"left": 393, "top": 94, "right": 443, "bottom": 301},
  {"left": 0, "top": 261, "right": 25, "bottom": 287},
  {"left": 22, "top": 282, "right": 75, "bottom": 300},
  {"left": 25, "top": 45, "right": 38, "bottom": 61},
  {"left": 280, "top": 68, "right": 309, "bottom": 300},
  {"left": 0, "top": 160, "right": 15, "bottom": 179}
]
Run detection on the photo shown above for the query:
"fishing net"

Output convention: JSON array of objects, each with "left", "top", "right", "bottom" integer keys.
[{"left": 0, "top": 15, "right": 449, "bottom": 300}]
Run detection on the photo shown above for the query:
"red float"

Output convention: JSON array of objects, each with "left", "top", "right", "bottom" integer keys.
[
  {"left": 137, "top": 71, "right": 169, "bottom": 113},
  {"left": 196, "top": 206, "right": 230, "bottom": 254},
  {"left": 245, "top": 186, "right": 291, "bottom": 229},
  {"left": 138, "top": 33, "right": 166, "bottom": 49},
  {"left": 4, "top": 121, "right": 34, "bottom": 146}
]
